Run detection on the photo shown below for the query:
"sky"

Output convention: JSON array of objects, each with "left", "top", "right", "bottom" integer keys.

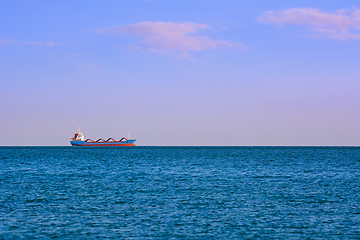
[{"left": 0, "top": 0, "right": 359, "bottom": 146}]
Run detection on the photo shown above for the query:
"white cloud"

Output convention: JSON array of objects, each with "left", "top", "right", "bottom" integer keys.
[
  {"left": 258, "top": 8, "right": 360, "bottom": 40},
  {"left": 98, "top": 21, "right": 245, "bottom": 54}
]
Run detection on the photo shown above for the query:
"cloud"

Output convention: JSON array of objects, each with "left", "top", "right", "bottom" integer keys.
[
  {"left": 24, "top": 41, "right": 58, "bottom": 46},
  {"left": 0, "top": 38, "right": 60, "bottom": 46},
  {"left": 0, "top": 37, "right": 14, "bottom": 45},
  {"left": 220, "top": 72, "right": 228, "bottom": 77},
  {"left": 258, "top": 8, "right": 360, "bottom": 40},
  {"left": 77, "top": 63, "right": 100, "bottom": 71},
  {"left": 98, "top": 21, "right": 244, "bottom": 54},
  {"left": 0, "top": 37, "right": 8, "bottom": 44}
]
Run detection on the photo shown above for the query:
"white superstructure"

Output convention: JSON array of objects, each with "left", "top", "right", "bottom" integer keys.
[{"left": 72, "top": 127, "right": 85, "bottom": 141}]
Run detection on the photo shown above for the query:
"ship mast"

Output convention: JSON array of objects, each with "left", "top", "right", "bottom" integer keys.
[{"left": 77, "top": 127, "right": 85, "bottom": 141}]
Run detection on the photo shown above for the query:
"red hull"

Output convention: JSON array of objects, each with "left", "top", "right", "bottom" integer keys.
[{"left": 75, "top": 143, "right": 136, "bottom": 147}]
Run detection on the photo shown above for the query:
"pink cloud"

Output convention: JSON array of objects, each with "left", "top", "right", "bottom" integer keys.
[
  {"left": 99, "top": 21, "right": 244, "bottom": 54},
  {"left": 77, "top": 63, "right": 100, "bottom": 71},
  {"left": 0, "top": 37, "right": 14, "bottom": 45},
  {"left": 258, "top": 8, "right": 360, "bottom": 40},
  {"left": 0, "top": 38, "right": 59, "bottom": 46},
  {"left": 0, "top": 38, "right": 8, "bottom": 44},
  {"left": 24, "top": 41, "right": 58, "bottom": 46}
]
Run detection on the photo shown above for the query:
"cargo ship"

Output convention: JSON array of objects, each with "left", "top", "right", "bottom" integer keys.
[{"left": 70, "top": 128, "right": 136, "bottom": 146}]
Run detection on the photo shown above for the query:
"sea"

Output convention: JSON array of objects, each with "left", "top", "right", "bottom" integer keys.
[{"left": 1, "top": 146, "right": 360, "bottom": 239}]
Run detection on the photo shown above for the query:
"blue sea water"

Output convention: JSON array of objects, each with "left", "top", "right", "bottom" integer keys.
[{"left": 1, "top": 146, "right": 360, "bottom": 239}]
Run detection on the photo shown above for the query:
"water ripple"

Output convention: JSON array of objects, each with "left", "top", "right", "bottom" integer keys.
[{"left": 1, "top": 146, "right": 360, "bottom": 239}]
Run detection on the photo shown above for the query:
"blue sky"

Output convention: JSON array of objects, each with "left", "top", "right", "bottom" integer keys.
[{"left": 0, "top": 0, "right": 359, "bottom": 146}]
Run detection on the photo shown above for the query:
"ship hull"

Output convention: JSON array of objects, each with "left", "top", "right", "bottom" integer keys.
[{"left": 70, "top": 140, "right": 136, "bottom": 146}]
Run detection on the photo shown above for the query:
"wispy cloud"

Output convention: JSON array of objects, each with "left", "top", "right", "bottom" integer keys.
[
  {"left": 258, "top": 8, "right": 360, "bottom": 40},
  {"left": 24, "top": 41, "right": 58, "bottom": 46},
  {"left": 0, "top": 38, "right": 59, "bottom": 46},
  {"left": 77, "top": 63, "right": 100, "bottom": 71},
  {"left": 220, "top": 72, "right": 228, "bottom": 77},
  {"left": 98, "top": 21, "right": 245, "bottom": 55},
  {"left": 0, "top": 37, "right": 14, "bottom": 45}
]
